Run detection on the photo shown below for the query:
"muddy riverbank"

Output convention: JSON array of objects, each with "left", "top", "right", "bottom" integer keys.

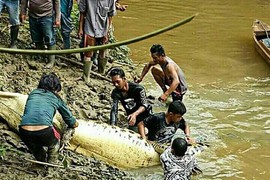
[{"left": 0, "top": 16, "right": 139, "bottom": 179}]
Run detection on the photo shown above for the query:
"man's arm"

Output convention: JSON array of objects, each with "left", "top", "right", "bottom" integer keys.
[
  {"left": 110, "top": 99, "right": 119, "bottom": 125},
  {"left": 107, "top": 0, "right": 116, "bottom": 29},
  {"left": 128, "top": 106, "right": 145, "bottom": 126},
  {"left": 78, "top": 0, "right": 86, "bottom": 39},
  {"left": 103, "top": 16, "right": 113, "bottom": 43},
  {"left": 58, "top": 99, "right": 78, "bottom": 128},
  {"left": 135, "top": 61, "right": 156, "bottom": 83},
  {"left": 138, "top": 121, "right": 146, "bottom": 139},
  {"left": 128, "top": 87, "right": 150, "bottom": 126},
  {"left": 108, "top": 16, "right": 113, "bottom": 27},
  {"left": 184, "top": 122, "right": 195, "bottom": 144},
  {"left": 54, "top": 0, "right": 61, "bottom": 27},
  {"left": 20, "top": 0, "right": 28, "bottom": 23},
  {"left": 78, "top": 12, "right": 85, "bottom": 39},
  {"left": 184, "top": 122, "right": 190, "bottom": 137},
  {"left": 159, "top": 64, "right": 180, "bottom": 102}
]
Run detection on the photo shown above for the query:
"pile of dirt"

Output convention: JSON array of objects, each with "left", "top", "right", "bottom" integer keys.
[{"left": 0, "top": 16, "right": 138, "bottom": 179}]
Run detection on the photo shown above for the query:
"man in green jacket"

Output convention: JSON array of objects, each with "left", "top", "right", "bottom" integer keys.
[{"left": 19, "top": 73, "right": 78, "bottom": 163}]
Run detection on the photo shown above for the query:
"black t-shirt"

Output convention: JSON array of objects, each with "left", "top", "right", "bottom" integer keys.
[
  {"left": 143, "top": 112, "right": 186, "bottom": 143},
  {"left": 111, "top": 82, "right": 152, "bottom": 124}
]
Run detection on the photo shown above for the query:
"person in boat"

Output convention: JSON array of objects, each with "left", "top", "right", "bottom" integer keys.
[
  {"left": 137, "top": 100, "right": 193, "bottom": 144},
  {"left": 160, "top": 137, "right": 202, "bottom": 180},
  {"left": 78, "top": 0, "right": 116, "bottom": 83},
  {"left": 19, "top": 73, "right": 79, "bottom": 163},
  {"left": 135, "top": 44, "right": 187, "bottom": 102},
  {"left": 109, "top": 67, "right": 152, "bottom": 133}
]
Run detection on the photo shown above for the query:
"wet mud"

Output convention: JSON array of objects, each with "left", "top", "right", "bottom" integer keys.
[{"left": 0, "top": 16, "right": 137, "bottom": 179}]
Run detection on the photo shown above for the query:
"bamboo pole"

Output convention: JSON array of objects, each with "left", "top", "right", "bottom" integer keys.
[{"left": 0, "top": 14, "right": 198, "bottom": 55}]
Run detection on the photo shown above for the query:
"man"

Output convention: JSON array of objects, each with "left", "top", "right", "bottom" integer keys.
[
  {"left": 20, "top": 0, "right": 60, "bottom": 69},
  {"left": 78, "top": 0, "right": 116, "bottom": 83},
  {"left": 138, "top": 100, "right": 192, "bottom": 144},
  {"left": 0, "top": 0, "right": 20, "bottom": 48},
  {"left": 160, "top": 138, "right": 202, "bottom": 180},
  {"left": 135, "top": 44, "right": 187, "bottom": 102},
  {"left": 109, "top": 67, "right": 152, "bottom": 133},
  {"left": 19, "top": 73, "right": 79, "bottom": 164},
  {"left": 78, "top": 0, "right": 127, "bottom": 64},
  {"left": 60, "top": 0, "right": 73, "bottom": 49}
]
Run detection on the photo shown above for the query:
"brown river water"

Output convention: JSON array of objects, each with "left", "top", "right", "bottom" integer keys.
[{"left": 113, "top": 0, "right": 270, "bottom": 179}]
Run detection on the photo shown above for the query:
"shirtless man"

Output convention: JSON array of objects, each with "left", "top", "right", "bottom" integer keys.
[{"left": 135, "top": 44, "right": 187, "bottom": 102}]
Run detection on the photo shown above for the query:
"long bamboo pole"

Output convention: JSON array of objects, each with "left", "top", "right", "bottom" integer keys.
[{"left": 0, "top": 14, "right": 197, "bottom": 55}]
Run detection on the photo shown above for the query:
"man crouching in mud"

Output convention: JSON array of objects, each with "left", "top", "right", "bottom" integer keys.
[
  {"left": 109, "top": 67, "right": 152, "bottom": 133},
  {"left": 19, "top": 73, "right": 79, "bottom": 164}
]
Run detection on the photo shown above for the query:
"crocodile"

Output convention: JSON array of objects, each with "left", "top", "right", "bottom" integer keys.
[
  {"left": 0, "top": 91, "right": 207, "bottom": 169},
  {"left": 0, "top": 91, "right": 160, "bottom": 169}
]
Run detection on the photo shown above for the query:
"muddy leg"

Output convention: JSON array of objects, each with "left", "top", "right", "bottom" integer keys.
[
  {"left": 47, "top": 141, "right": 60, "bottom": 164},
  {"left": 45, "top": 45, "right": 56, "bottom": 69}
]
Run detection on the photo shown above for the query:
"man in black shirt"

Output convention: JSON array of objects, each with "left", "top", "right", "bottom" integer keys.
[
  {"left": 138, "top": 100, "right": 192, "bottom": 144},
  {"left": 109, "top": 67, "right": 152, "bottom": 133}
]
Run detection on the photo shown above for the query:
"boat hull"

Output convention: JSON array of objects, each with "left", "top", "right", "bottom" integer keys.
[{"left": 252, "top": 20, "right": 270, "bottom": 65}]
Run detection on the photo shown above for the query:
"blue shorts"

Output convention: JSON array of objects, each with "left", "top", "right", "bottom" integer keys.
[
  {"left": 0, "top": 0, "right": 20, "bottom": 26},
  {"left": 29, "top": 16, "right": 56, "bottom": 46}
]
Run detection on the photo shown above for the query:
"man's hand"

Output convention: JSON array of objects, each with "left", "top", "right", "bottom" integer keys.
[
  {"left": 186, "top": 136, "right": 195, "bottom": 145},
  {"left": 73, "top": 121, "right": 79, "bottom": 128},
  {"left": 103, "top": 34, "right": 109, "bottom": 44},
  {"left": 55, "top": 21, "right": 61, "bottom": 28},
  {"left": 158, "top": 93, "right": 169, "bottom": 102},
  {"left": 116, "top": 2, "right": 128, "bottom": 11},
  {"left": 78, "top": 29, "right": 83, "bottom": 39},
  {"left": 127, "top": 114, "right": 137, "bottom": 126},
  {"left": 134, "top": 76, "right": 142, "bottom": 83},
  {"left": 116, "top": 4, "right": 128, "bottom": 11},
  {"left": 59, "top": 128, "right": 75, "bottom": 151},
  {"left": 20, "top": 14, "right": 26, "bottom": 23}
]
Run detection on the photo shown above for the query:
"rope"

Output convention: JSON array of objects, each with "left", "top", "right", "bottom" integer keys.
[
  {"left": 24, "top": 158, "right": 85, "bottom": 172},
  {"left": 258, "top": 20, "right": 270, "bottom": 39},
  {"left": 0, "top": 14, "right": 198, "bottom": 55}
]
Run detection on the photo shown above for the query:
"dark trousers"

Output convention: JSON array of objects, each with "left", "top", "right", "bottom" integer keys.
[{"left": 19, "top": 126, "right": 60, "bottom": 162}]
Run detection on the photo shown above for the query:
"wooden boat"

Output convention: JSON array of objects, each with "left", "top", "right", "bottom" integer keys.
[{"left": 252, "top": 20, "right": 270, "bottom": 65}]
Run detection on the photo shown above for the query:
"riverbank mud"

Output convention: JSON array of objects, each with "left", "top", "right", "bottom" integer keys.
[{"left": 0, "top": 15, "right": 138, "bottom": 179}]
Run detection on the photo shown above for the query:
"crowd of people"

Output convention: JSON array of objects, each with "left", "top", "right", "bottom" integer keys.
[
  {"left": 1, "top": 0, "right": 127, "bottom": 71},
  {"left": 109, "top": 45, "right": 201, "bottom": 179},
  {"left": 1, "top": 0, "right": 202, "bottom": 179}
]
